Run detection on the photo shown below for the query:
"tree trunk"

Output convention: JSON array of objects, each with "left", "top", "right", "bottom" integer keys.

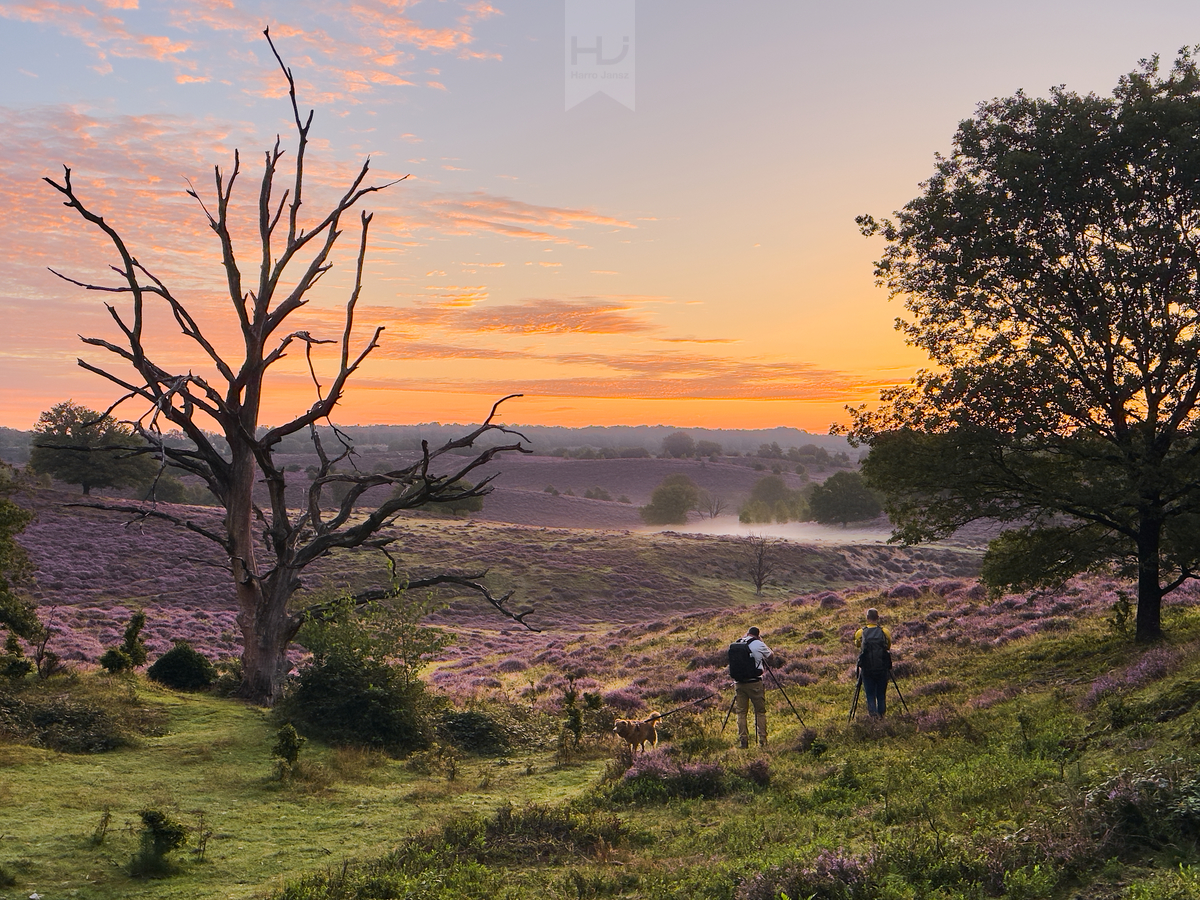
[
  {"left": 1135, "top": 518, "right": 1164, "bottom": 642},
  {"left": 236, "top": 576, "right": 300, "bottom": 705},
  {"left": 226, "top": 446, "right": 301, "bottom": 706}
]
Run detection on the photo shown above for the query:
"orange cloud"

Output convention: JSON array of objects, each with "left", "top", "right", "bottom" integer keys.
[
  {"left": 1, "top": 1, "right": 190, "bottom": 63},
  {"left": 454, "top": 300, "right": 654, "bottom": 335},
  {"left": 414, "top": 192, "right": 634, "bottom": 245}
]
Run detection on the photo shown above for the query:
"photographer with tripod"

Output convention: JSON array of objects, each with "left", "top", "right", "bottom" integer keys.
[
  {"left": 854, "top": 608, "right": 892, "bottom": 718},
  {"left": 728, "top": 626, "right": 773, "bottom": 749}
]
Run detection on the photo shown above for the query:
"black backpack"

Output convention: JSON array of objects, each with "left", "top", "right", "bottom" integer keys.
[
  {"left": 729, "top": 640, "right": 761, "bottom": 682},
  {"left": 858, "top": 625, "right": 891, "bottom": 674}
]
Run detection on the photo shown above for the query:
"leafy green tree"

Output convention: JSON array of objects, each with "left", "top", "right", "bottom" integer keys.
[
  {"left": 28, "top": 401, "right": 155, "bottom": 495},
  {"left": 0, "top": 464, "right": 37, "bottom": 641},
  {"left": 739, "top": 475, "right": 807, "bottom": 524},
  {"left": 695, "top": 440, "right": 723, "bottom": 458},
  {"left": 279, "top": 597, "right": 449, "bottom": 751},
  {"left": 807, "top": 471, "right": 881, "bottom": 526},
  {"left": 853, "top": 50, "right": 1200, "bottom": 640},
  {"left": 640, "top": 474, "right": 700, "bottom": 525},
  {"left": 661, "top": 432, "right": 695, "bottom": 458}
]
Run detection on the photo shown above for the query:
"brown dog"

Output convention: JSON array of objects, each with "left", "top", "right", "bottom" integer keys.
[{"left": 613, "top": 713, "right": 662, "bottom": 752}]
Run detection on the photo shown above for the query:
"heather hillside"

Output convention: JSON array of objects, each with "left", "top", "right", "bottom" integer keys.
[
  {"left": 4, "top": 560, "right": 1200, "bottom": 900},
  {"left": 8, "top": 491, "right": 1200, "bottom": 900},
  {"left": 13, "top": 489, "right": 972, "bottom": 666}
]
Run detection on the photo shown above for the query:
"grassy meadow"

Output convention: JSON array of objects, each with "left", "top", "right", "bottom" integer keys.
[{"left": 4, "top": 564, "right": 1200, "bottom": 900}]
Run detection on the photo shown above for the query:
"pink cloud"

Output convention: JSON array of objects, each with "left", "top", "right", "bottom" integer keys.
[
  {"left": 5, "top": 0, "right": 498, "bottom": 102},
  {"left": 1, "top": 1, "right": 190, "bottom": 63}
]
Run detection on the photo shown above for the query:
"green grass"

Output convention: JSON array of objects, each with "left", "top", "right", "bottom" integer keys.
[
  {"left": 5, "top": 586, "right": 1200, "bottom": 900},
  {"left": 0, "top": 680, "right": 603, "bottom": 900}
]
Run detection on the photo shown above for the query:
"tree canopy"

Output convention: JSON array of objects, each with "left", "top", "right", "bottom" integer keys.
[
  {"left": 853, "top": 49, "right": 1200, "bottom": 640},
  {"left": 640, "top": 474, "right": 699, "bottom": 525},
  {"left": 739, "top": 475, "right": 807, "bottom": 524},
  {"left": 661, "top": 432, "right": 696, "bottom": 458},
  {"left": 807, "top": 471, "right": 881, "bottom": 527},
  {"left": 29, "top": 401, "right": 156, "bottom": 495}
]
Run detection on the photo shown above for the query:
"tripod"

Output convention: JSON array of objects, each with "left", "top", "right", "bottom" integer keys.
[
  {"left": 849, "top": 668, "right": 909, "bottom": 720},
  {"left": 764, "top": 662, "right": 807, "bottom": 728}
]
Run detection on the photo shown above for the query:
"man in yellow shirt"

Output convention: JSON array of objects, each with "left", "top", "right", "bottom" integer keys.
[{"left": 854, "top": 607, "right": 892, "bottom": 718}]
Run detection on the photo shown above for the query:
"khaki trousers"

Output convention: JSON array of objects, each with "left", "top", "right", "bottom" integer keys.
[{"left": 735, "top": 680, "right": 767, "bottom": 747}]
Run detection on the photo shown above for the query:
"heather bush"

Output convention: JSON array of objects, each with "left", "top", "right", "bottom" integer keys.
[
  {"left": 1080, "top": 760, "right": 1200, "bottom": 855},
  {"left": 607, "top": 749, "right": 729, "bottom": 803},
  {"left": 146, "top": 641, "right": 216, "bottom": 691},
  {"left": 737, "top": 848, "right": 878, "bottom": 900},
  {"left": 438, "top": 802, "right": 627, "bottom": 864}
]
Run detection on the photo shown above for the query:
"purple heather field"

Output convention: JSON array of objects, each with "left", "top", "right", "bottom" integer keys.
[{"left": 13, "top": 483, "right": 1186, "bottom": 716}]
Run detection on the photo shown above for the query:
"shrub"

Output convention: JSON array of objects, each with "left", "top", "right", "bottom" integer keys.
[
  {"left": 272, "top": 723, "right": 306, "bottom": 778},
  {"left": 100, "top": 611, "right": 149, "bottom": 674},
  {"left": 439, "top": 710, "right": 510, "bottom": 756},
  {"left": 146, "top": 641, "right": 216, "bottom": 691},
  {"left": 279, "top": 599, "right": 446, "bottom": 754},
  {"left": 282, "top": 651, "right": 433, "bottom": 752},
  {"left": 129, "top": 808, "right": 188, "bottom": 877},
  {"left": 737, "top": 848, "right": 877, "bottom": 900},
  {"left": 640, "top": 474, "right": 699, "bottom": 525},
  {"left": 608, "top": 750, "right": 729, "bottom": 803},
  {"left": 1, "top": 633, "right": 32, "bottom": 681},
  {"left": 439, "top": 802, "right": 627, "bottom": 864},
  {"left": 29, "top": 696, "right": 126, "bottom": 753}
]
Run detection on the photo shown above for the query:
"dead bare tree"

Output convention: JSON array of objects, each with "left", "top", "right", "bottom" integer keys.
[
  {"left": 742, "top": 534, "right": 779, "bottom": 595},
  {"left": 43, "top": 31, "right": 534, "bottom": 704},
  {"left": 698, "top": 490, "right": 728, "bottom": 519}
]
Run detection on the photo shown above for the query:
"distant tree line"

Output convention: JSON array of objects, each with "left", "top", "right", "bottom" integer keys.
[{"left": 640, "top": 470, "right": 882, "bottom": 527}]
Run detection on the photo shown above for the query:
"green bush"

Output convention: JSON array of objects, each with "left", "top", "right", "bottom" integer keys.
[
  {"left": 273, "top": 723, "right": 306, "bottom": 766},
  {"left": 100, "top": 611, "right": 149, "bottom": 674},
  {"left": 279, "top": 599, "right": 447, "bottom": 754},
  {"left": 1, "top": 633, "right": 32, "bottom": 681},
  {"left": 439, "top": 710, "right": 510, "bottom": 756},
  {"left": 146, "top": 641, "right": 216, "bottom": 691},
  {"left": 640, "top": 474, "right": 699, "bottom": 525},
  {"left": 29, "top": 696, "right": 126, "bottom": 753},
  {"left": 282, "top": 652, "right": 432, "bottom": 752},
  {"left": 129, "top": 808, "right": 188, "bottom": 877}
]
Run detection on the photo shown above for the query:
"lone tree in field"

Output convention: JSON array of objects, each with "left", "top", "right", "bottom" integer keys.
[
  {"left": 854, "top": 49, "right": 1200, "bottom": 641},
  {"left": 807, "top": 471, "right": 881, "bottom": 527},
  {"left": 29, "top": 400, "right": 155, "bottom": 495},
  {"left": 640, "top": 474, "right": 699, "bottom": 525},
  {"left": 45, "top": 32, "right": 533, "bottom": 703},
  {"left": 741, "top": 534, "right": 779, "bottom": 595}
]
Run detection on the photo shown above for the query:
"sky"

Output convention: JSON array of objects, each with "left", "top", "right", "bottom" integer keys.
[{"left": 1, "top": 1, "right": 1199, "bottom": 432}]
